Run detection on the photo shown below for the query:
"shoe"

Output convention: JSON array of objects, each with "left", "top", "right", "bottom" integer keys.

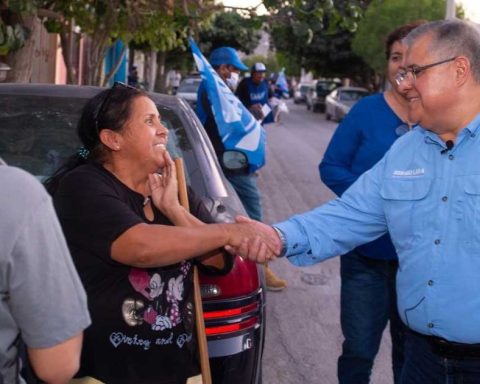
[{"left": 264, "top": 266, "right": 287, "bottom": 291}]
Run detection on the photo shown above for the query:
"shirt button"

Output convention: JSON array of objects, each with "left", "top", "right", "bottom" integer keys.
[
  {"left": 442, "top": 196, "right": 448, "bottom": 202},
  {"left": 434, "top": 239, "right": 441, "bottom": 245},
  {"left": 293, "top": 243, "right": 298, "bottom": 249},
  {"left": 428, "top": 280, "right": 434, "bottom": 286},
  {"left": 448, "top": 154, "right": 454, "bottom": 160},
  {"left": 428, "top": 322, "right": 434, "bottom": 328}
]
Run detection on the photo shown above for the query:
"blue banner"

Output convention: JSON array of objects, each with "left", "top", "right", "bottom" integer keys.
[
  {"left": 275, "top": 69, "right": 290, "bottom": 98},
  {"left": 189, "top": 39, "right": 266, "bottom": 173}
]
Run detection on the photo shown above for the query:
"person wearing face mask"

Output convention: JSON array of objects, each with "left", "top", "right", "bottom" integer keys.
[
  {"left": 196, "top": 48, "right": 287, "bottom": 291},
  {"left": 236, "top": 62, "right": 274, "bottom": 124}
]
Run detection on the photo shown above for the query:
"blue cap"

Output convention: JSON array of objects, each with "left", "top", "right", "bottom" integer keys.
[{"left": 209, "top": 47, "right": 248, "bottom": 71}]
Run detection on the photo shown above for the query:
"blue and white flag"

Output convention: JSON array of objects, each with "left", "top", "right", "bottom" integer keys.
[
  {"left": 275, "top": 68, "right": 290, "bottom": 99},
  {"left": 189, "top": 39, "right": 266, "bottom": 173}
]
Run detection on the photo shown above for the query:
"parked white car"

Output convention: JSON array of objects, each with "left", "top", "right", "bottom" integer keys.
[
  {"left": 325, "top": 86, "right": 369, "bottom": 121},
  {"left": 176, "top": 76, "right": 202, "bottom": 108}
]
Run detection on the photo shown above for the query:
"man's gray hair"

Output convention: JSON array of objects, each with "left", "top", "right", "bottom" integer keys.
[{"left": 404, "top": 19, "right": 480, "bottom": 82}]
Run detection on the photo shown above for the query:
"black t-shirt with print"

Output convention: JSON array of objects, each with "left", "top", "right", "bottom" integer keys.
[{"left": 54, "top": 163, "right": 218, "bottom": 384}]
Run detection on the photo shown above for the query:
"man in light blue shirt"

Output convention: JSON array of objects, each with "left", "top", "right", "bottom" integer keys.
[{"left": 236, "top": 19, "right": 480, "bottom": 383}]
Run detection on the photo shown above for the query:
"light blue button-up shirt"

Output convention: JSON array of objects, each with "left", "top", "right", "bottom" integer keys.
[{"left": 276, "top": 114, "right": 480, "bottom": 343}]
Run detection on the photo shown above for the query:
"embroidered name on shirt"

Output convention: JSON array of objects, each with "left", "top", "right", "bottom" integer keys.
[{"left": 392, "top": 168, "right": 425, "bottom": 177}]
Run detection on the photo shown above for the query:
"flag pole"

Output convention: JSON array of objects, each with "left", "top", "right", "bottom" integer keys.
[{"left": 174, "top": 157, "right": 212, "bottom": 384}]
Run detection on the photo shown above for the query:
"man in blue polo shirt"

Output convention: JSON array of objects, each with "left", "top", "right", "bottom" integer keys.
[
  {"left": 235, "top": 19, "right": 480, "bottom": 383},
  {"left": 236, "top": 62, "right": 274, "bottom": 124}
]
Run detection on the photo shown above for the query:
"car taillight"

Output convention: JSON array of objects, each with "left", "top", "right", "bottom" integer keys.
[
  {"left": 204, "top": 302, "right": 258, "bottom": 320},
  {"left": 199, "top": 256, "right": 260, "bottom": 300},
  {"left": 200, "top": 257, "right": 263, "bottom": 337},
  {"left": 205, "top": 316, "right": 259, "bottom": 336}
]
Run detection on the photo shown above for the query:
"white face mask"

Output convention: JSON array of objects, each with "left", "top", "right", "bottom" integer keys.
[{"left": 226, "top": 72, "right": 239, "bottom": 90}]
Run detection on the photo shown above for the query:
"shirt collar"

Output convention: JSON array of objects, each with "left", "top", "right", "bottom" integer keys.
[{"left": 418, "top": 112, "right": 480, "bottom": 144}]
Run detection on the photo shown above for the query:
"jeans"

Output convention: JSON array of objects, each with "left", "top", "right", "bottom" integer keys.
[
  {"left": 226, "top": 174, "right": 262, "bottom": 221},
  {"left": 401, "top": 331, "right": 480, "bottom": 384},
  {"left": 338, "top": 250, "right": 406, "bottom": 384}
]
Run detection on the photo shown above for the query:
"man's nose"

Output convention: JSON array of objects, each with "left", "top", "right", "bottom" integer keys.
[{"left": 397, "top": 75, "right": 413, "bottom": 94}]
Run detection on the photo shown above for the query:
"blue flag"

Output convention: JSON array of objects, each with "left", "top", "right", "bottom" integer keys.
[
  {"left": 189, "top": 39, "right": 266, "bottom": 173},
  {"left": 275, "top": 69, "right": 290, "bottom": 98}
]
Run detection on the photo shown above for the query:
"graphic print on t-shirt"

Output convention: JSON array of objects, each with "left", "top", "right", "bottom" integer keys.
[{"left": 124, "top": 261, "right": 192, "bottom": 331}]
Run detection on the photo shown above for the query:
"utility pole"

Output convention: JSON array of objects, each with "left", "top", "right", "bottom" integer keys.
[{"left": 446, "top": 0, "right": 456, "bottom": 19}]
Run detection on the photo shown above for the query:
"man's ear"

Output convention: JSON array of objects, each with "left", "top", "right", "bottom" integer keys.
[
  {"left": 98, "top": 129, "right": 122, "bottom": 151},
  {"left": 454, "top": 56, "right": 470, "bottom": 86}
]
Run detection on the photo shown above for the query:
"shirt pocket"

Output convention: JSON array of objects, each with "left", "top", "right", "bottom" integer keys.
[
  {"left": 461, "top": 175, "right": 480, "bottom": 250},
  {"left": 380, "top": 177, "right": 432, "bottom": 250}
]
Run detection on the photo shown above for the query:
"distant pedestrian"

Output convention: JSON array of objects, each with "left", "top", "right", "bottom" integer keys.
[
  {"left": 0, "top": 164, "right": 90, "bottom": 383},
  {"left": 236, "top": 62, "right": 274, "bottom": 124},
  {"left": 169, "top": 70, "right": 182, "bottom": 95},
  {"left": 128, "top": 65, "right": 139, "bottom": 88}
]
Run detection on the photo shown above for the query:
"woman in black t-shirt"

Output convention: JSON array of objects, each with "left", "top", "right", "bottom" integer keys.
[{"left": 44, "top": 83, "right": 274, "bottom": 384}]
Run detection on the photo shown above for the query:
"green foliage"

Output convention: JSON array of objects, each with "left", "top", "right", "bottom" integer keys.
[
  {"left": 198, "top": 11, "right": 262, "bottom": 55},
  {"left": 0, "top": 20, "right": 29, "bottom": 55},
  {"left": 243, "top": 53, "right": 280, "bottom": 74},
  {"left": 352, "top": 0, "right": 463, "bottom": 73},
  {"left": 265, "top": 0, "right": 372, "bottom": 81}
]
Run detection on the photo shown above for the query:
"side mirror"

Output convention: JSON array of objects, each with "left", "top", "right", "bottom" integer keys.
[{"left": 222, "top": 150, "right": 248, "bottom": 173}]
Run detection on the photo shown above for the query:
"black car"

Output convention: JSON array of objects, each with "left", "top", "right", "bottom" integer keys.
[
  {"left": 305, "top": 79, "right": 342, "bottom": 113},
  {"left": 0, "top": 84, "right": 265, "bottom": 384}
]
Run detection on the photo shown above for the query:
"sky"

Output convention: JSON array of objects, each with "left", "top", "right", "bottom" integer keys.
[
  {"left": 459, "top": 0, "right": 480, "bottom": 23},
  {"left": 220, "top": 0, "right": 480, "bottom": 22}
]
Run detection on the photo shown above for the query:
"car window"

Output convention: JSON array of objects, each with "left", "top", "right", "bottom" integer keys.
[
  {"left": 339, "top": 91, "right": 368, "bottom": 101},
  {"left": 0, "top": 94, "right": 195, "bottom": 189},
  {"left": 316, "top": 81, "right": 338, "bottom": 96},
  {"left": 177, "top": 79, "right": 201, "bottom": 93}
]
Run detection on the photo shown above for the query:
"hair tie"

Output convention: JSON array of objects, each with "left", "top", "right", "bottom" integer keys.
[{"left": 78, "top": 147, "right": 90, "bottom": 160}]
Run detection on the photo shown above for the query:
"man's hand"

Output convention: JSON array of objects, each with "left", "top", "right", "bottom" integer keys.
[
  {"left": 249, "top": 104, "right": 264, "bottom": 120},
  {"left": 225, "top": 216, "right": 282, "bottom": 263}
]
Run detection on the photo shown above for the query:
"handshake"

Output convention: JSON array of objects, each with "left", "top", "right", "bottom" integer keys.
[{"left": 223, "top": 216, "right": 283, "bottom": 263}]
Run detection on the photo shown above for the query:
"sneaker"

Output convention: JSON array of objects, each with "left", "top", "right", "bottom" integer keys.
[{"left": 264, "top": 266, "right": 287, "bottom": 291}]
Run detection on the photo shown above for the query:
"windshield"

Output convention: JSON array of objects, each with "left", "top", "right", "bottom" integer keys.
[
  {"left": 316, "top": 81, "right": 338, "bottom": 95},
  {"left": 339, "top": 90, "right": 368, "bottom": 101},
  {"left": 178, "top": 79, "right": 201, "bottom": 93}
]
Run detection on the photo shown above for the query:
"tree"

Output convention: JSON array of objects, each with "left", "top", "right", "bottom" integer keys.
[
  {"left": 2, "top": 0, "right": 213, "bottom": 85},
  {"left": 352, "top": 0, "right": 464, "bottom": 75},
  {"left": 198, "top": 11, "right": 262, "bottom": 55},
  {"left": 264, "top": 0, "right": 373, "bottom": 83}
]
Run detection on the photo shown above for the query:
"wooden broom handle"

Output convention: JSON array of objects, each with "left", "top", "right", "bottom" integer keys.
[{"left": 174, "top": 157, "right": 212, "bottom": 384}]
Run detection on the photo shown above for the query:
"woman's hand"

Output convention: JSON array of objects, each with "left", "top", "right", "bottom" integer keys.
[{"left": 148, "top": 151, "right": 182, "bottom": 215}]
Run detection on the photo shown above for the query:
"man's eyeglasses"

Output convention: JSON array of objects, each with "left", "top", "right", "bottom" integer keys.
[
  {"left": 95, "top": 81, "right": 137, "bottom": 133},
  {"left": 394, "top": 57, "right": 456, "bottom": 86}
]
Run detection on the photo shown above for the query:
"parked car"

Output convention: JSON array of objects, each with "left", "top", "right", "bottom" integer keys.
[
  {"left": 293, "top": 83, "right": 311, "bottom": 104},
  {"left": 176, "top": 75, "right": 202, "bottom": 108},
  {"left": 305, "top": 79, "right": 341, "bottom": 112},
  {"left": 325, "top": 86, "right": 369, "bottom": 122},
  {"left": 0, "top": 83, "right": 265, "bottom": 384}
]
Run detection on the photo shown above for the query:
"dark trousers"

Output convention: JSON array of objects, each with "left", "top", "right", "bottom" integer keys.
[
  {"left": 401, "top": 331, "right": 480, "bottom": 384},
  {"left": 338, "top": 250, "right": 406, "bottom": 384}
]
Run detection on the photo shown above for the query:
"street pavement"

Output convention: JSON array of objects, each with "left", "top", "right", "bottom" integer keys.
[{"left": 258, "top": 100, "right": 394, "bottom": 384}]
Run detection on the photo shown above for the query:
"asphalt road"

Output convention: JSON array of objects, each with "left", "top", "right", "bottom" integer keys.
[{"left": 258, "top": 100, "right": 393, "bottom": 384}]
